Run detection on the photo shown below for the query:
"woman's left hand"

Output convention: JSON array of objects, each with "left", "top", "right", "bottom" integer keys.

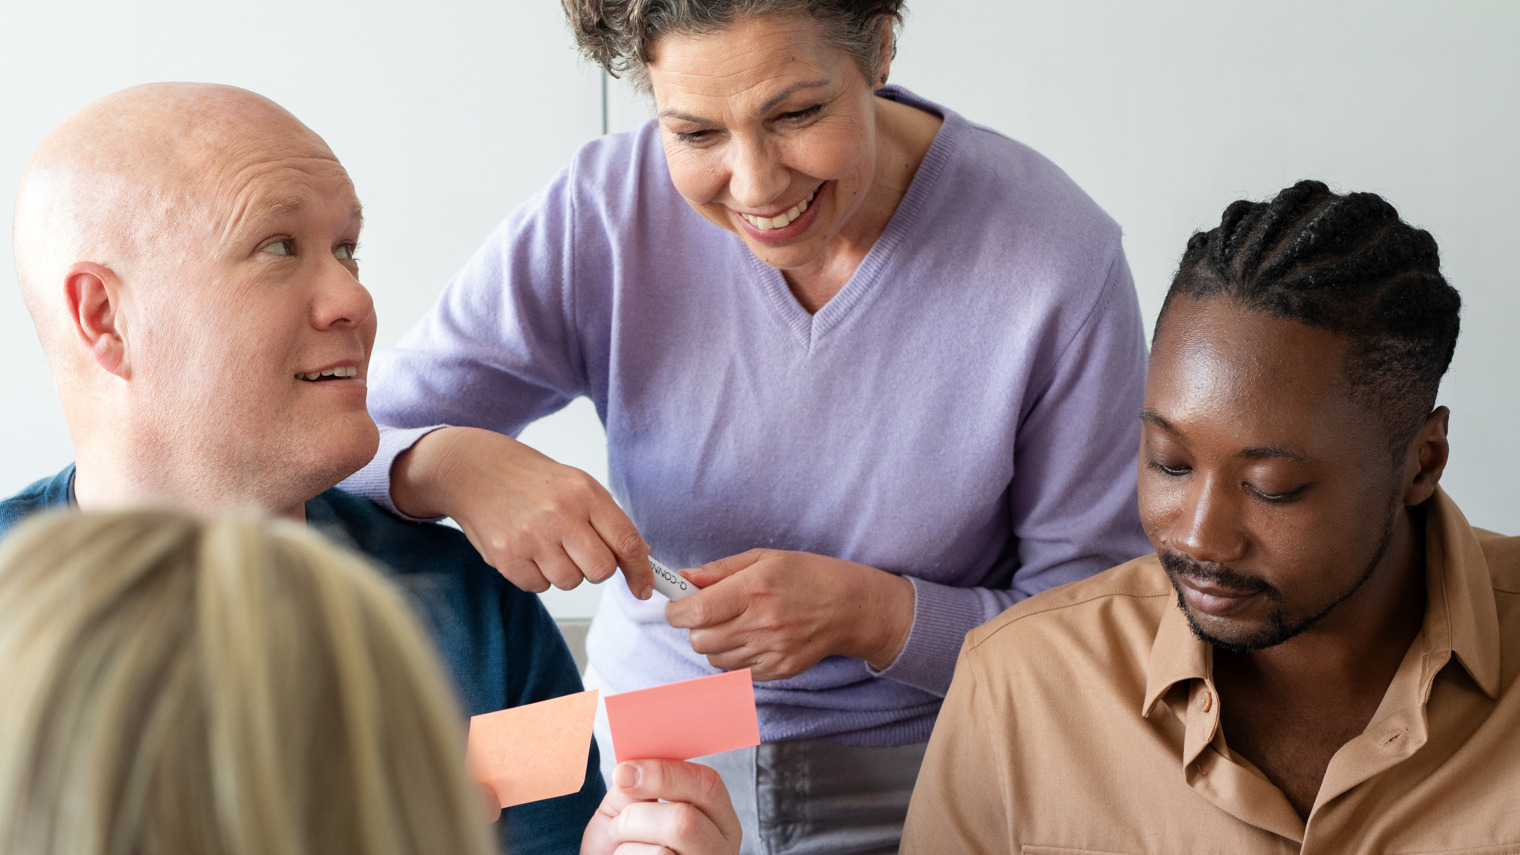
[{"left": 664, "top": 549, "right": 915, "bottom": 681}]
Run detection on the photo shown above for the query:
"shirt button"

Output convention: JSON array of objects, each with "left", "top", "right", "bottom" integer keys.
[{"left": 1200, "top": 691, "right": 1213, "bottom": 712}]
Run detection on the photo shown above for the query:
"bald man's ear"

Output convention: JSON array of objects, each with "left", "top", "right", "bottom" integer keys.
[{"left": 64, "top": 262, "right": 131, "bottom": 379}]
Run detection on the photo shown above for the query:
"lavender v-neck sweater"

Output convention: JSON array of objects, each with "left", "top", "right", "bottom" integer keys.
[{"left": 345, "top": 88, "right": 1151, "bottom": 745}]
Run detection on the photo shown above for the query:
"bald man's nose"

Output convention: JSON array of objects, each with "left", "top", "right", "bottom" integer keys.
[{"left": 311, "top": 261, "right": 374, "bottom": 331}]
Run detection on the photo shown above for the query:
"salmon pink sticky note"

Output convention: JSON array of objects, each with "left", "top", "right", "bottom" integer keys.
[
  {"left": 468, "top": 689, "right": 598, "bottom": 812},
  {"left": 604, "top": 669, "right": 760, "bottom": 763}
]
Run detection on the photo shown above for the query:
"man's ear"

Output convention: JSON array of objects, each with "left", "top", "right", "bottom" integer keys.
[
  {"left": 64, "top": 262, "right": 130, "bottom": 379},
  {"left": 1402, "top": 406, "right": 1450, "bottom": 507}
]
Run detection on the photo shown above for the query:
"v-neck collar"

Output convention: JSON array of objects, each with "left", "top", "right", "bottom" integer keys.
[{"left": 743, "top": 86, "right": 965, "bottom": 351}]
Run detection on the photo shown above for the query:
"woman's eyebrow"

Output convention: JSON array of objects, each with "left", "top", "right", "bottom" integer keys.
[
  {"left": 756, "top": 78, "right": 831, "bottom": 114},
  {"left": 657, "top": 78, "right": 832, "bottom": 124}
]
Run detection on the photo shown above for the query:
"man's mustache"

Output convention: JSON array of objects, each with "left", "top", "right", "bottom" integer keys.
[{"left": 1158, "top": 550, "right": 1274, "bottom": 597}]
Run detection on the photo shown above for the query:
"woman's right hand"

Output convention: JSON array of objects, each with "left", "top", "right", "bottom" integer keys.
[
  {"left": 391, "top": 426, "right": 655, "bottom": 598},
  {"left": 581, "top": 760, "right": 743, "bottom": 855}
]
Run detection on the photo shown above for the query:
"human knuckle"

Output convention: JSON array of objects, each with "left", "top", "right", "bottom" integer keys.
[
  {"left": 510, "top": 566, "right": 550, "bottom": 593},
  {"left": 692, "top": 763, "right": 723, "bottom": 798},
  {"left": 533, "top": 496, "right": 570, "bottom": 523},
  {"left": 668, "top": 802, "right": 704, "bottom": 838},
  {"left": 616, "top": 530, "right": 647, "bottom": 558},
  {"left": 586, "top": 554, "right": 617, "bottom": 581},
  {"left": 563, "top": 470, "right": 599, "bottom": 499},
  {"left": 482, "top": 532, "right": 516, "bottom": 558}
]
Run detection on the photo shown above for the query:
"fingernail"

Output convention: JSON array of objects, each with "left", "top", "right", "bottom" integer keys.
[{"left": 614, "top": 762, "right": 640, "bottom": 789}]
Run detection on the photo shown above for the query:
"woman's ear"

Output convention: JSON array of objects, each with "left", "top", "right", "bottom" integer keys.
[
  {"left": 875, "top": 17, "right": 896, "bottom": 87},
  {"left": 65, "top": 261, "right": 131, "bottom": 379},
  {"left": 1402, "top": 406, "right": 1450, "bottom": 507}
]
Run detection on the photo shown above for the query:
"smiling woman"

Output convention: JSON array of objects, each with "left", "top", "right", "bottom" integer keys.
[{"left": 341, "top": 1, "right": 1154, "bottom": 851}]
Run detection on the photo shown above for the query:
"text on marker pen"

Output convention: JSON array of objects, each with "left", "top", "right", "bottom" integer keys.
[{"left": 650, "top": 557, "right": 696, "bottom": 601}]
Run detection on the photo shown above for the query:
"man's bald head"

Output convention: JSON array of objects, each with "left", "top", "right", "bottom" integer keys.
[
  {"left": 12, "top": 83, "right": 377, "bottom": 518},
  {"left": 15, "top": 83, "right": 335, "bottom": 358}
]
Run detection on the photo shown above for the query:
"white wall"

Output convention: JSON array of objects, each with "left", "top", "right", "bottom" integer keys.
[{"left": 4, "top": 2, "right": 1517, "bottom": 620}]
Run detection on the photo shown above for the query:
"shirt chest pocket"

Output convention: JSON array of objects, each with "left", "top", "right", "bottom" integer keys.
[{"left": 1022, "top": 847, "right": 1137, "bottom": 855}]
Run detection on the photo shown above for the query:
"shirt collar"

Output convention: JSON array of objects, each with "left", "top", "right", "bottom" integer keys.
[
  {"left": 1140, "top": 486, "right": 1501, "bottom": 716},
  {"left": 1142, "top": 582, "right": 1210, "bottom": 719},
  {"left": 1421, "top": 487, "right": 1501, "bottom": 698}
]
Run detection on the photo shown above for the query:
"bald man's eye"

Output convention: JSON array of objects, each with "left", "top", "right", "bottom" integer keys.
[{"left": 260, "top": 238, "right": 294, "bottom": 256}]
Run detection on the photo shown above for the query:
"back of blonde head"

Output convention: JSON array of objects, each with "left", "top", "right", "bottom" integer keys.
[{"left": 0, "top": 509, "right": 497, "bottom": 855}]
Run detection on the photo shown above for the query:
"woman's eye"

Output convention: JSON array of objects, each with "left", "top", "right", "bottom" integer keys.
[
  {"left": 676, "top": 129, "right": 712, "bottom": 144},
  {"left": 334, "top": 244, "right": 358, "bottom": 261},
  {"left": 261, "top": 238, "right": 294, "bottom": 256}
]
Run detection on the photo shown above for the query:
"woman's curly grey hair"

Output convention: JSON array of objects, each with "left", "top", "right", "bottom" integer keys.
[{"left": 563, "top": 0, "right": 907, "bottom": 93}]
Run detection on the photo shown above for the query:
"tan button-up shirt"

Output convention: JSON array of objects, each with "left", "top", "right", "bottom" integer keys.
[{"left": 903, "top": 489, "right": 1520, "bottom": 854}]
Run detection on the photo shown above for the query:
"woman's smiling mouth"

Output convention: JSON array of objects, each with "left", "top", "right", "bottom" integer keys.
[
  {"left": 737, "top": 187, "right": 818, "bottom": 230},
  {"left": 731, "top": 185, "right": 824, "bottom": 244}
]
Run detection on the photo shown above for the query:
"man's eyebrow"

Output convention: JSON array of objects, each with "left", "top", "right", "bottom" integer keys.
[
  {"left": 657, "top": 78, "right": 832, "bottom": 123},
  {"left": 1239, "top": 446, "right": 1307, "bottom": 462},
  {"left": 1143, "top": 410, "right": 1308, "bottom": 461},
  {"left": 230, "top": 197, "right": 364, "bottom": 240},
  {"left": 229, "top": 197, "right": 304, "bottom": 239}
]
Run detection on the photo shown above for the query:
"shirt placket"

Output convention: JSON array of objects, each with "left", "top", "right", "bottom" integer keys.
[{"left": 1178, "top": 679, "right": 1307, "bottom": 844}]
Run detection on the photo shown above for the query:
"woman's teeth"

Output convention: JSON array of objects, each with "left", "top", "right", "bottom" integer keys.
[
  {"left": 740, "top": 189, "right": 816, "bottom": 231},
  {"left": 299, "top": 366, "right": 359, "bottom": 381}
]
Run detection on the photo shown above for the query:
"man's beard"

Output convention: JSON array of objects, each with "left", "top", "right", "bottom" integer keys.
[{"left": 1160, "top": 506, "right": 1398, "bottom": 654}]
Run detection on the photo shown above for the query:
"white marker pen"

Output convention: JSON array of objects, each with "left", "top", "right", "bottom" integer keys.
[{"left": 649, "top": 557, "right": 696, "bottom": 601}]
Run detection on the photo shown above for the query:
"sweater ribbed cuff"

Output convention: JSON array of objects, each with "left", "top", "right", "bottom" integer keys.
[
  {"left": 338, "top": 424, "right": 448, "bottom": 520},
  {"left": 866, "top": 576, "right": 1006, "bottom": 698}
]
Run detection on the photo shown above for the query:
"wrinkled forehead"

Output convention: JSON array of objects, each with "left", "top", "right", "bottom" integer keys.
[
  {"left": 154, "top": 115, "right": 352, "bottom": 237},
  {"left": 200, "top": 149, "right": 360, "bottom": 246}
]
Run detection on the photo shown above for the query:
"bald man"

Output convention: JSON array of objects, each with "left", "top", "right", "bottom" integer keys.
[{"left": 1, "top": 83, "right": 608, "bottom": 854}]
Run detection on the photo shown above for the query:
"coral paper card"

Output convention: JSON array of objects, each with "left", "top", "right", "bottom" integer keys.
[
  {"left": 604, "top": 669, "right": 760, "bottom": 763},
  {"left": 468, "top": 689, "right": 598, "bottom": 811}
]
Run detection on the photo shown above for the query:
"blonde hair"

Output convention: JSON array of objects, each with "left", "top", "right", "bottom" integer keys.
[{"left": 0, "top": 509, "right": 498, "bottom": 855}]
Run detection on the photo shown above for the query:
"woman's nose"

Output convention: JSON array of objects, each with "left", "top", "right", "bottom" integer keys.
[{"left": 727, "top": 138, "right": 790, "bottom": 210}]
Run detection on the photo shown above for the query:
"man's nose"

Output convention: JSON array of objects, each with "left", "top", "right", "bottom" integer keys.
[
  {"left": 727, "top": 137, "right": 790, "bottom": 210},
  {"left": 311, "top": 257, "right": 375, "bottom": 332},
  {"left": 1166, "top": 475, "right": 1248, "bottom": 565}
]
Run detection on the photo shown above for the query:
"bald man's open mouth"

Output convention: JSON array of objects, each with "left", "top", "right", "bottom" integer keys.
[{"left": 297, "top": 366, "right": 360, "bottom": 381}]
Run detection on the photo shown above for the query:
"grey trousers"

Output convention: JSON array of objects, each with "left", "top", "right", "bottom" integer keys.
[{"left": 585, "top": 665, "right": 925, "bottom": 855}]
